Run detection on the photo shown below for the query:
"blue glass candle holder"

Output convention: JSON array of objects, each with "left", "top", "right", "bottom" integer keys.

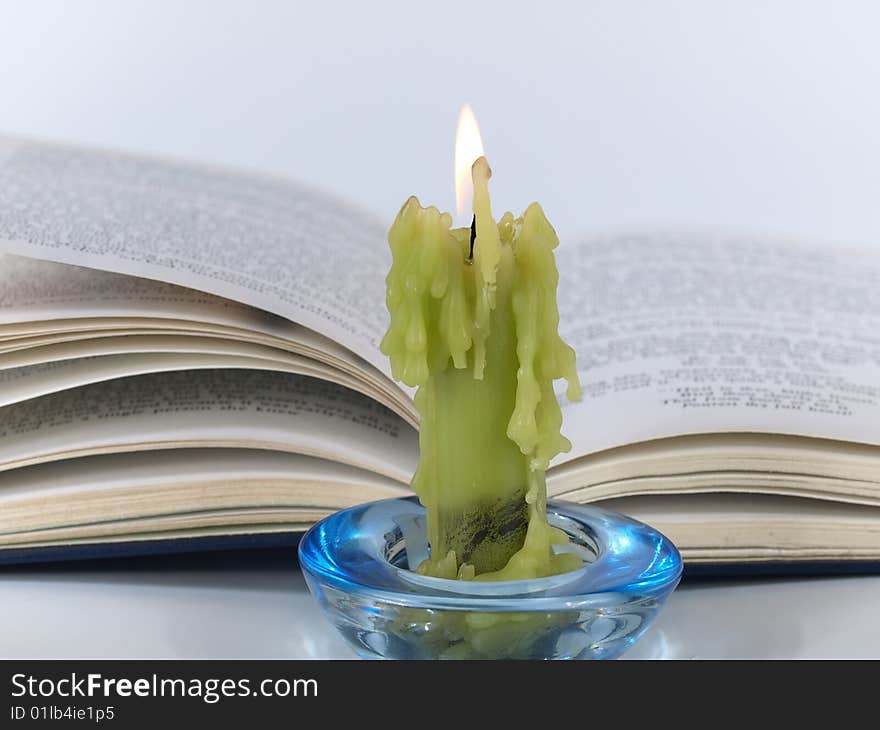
[{"left": 299, "top": 497, "right": 682, "bottom": 660}]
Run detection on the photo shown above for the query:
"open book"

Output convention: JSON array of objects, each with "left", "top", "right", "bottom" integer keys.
[{"left": 1, "top": 136, "right": 879, "bottom": 573}]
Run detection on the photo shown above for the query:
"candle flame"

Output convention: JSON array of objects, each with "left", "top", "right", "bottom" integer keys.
[{"left": 454, "top": 103, "right": 485, "bottom": 223}]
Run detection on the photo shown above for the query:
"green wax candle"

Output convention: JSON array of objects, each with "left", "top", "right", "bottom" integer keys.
[{"left": 381, "top": 156, "right": 582, "bottom": 580}]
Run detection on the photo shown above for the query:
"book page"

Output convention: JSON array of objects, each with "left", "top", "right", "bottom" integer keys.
[
  {"left": 0, "top": 333, "right": 314, "bottom": 370},
  {"left": 0, "top": 252, "right": 406, "bottom": 412},
  {"left": 555, "top": 231, "right": 880, "bottom": 458},
  {"left": 0, "top": 334, "right": 415, "bottom": 421},
  {"left": 595, "top": 493, "right": 880, "bottom": 562},
  {"left": 0, "top": 138, "right": 392, "bottom": 374},
  {"left": 0, "top": 352, "right": 396, "bottom": 413},
  {"left": 0, "top": 449, "right": 409, "bottom": 539},
  {"left": 0, "top": 369, "right": 417, "bottom": 482},
  {"left": 0, "top": 253, "right": 342, "bottom": 356},
  {"left": 0, "top": 448, "right": 406, "bottom": 504},
  {"left": 0, "top": 253, "right": 261, "bottom": 326},
  {"left": 0, "top": 253, "right": 368, "bottom": 370}
]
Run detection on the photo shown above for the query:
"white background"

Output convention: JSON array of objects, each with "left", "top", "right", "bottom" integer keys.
[
  {"left": 1, "top": 1, "right": 879, "bottom": 659},
  {"left": 2, "top": 1, "right": 880, "bottom": 244}
]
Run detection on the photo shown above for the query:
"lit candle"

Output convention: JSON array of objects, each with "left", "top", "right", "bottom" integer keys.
[{"left": 380, "top": 106, "right": 582, "bottom": 580}]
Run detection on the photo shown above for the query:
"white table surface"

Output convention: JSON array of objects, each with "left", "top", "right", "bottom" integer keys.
[
  {"left": 1, "top": 550, "right": 879, "bottom": 660},
  {"left": 2, "top": 1, "right": 880, "bottom": 659}
]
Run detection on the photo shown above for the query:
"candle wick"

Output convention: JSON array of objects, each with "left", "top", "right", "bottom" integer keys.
[{"left": 467, "top": 215, "right": 476, "bottom": 263}]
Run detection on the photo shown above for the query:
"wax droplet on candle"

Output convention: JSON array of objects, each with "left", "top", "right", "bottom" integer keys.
[
  {"left": 508, "top": 202, "right": 582, "bottom": 471},
  {"left": 470, "top": 157, "right": 502, "bottom": 380}
]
